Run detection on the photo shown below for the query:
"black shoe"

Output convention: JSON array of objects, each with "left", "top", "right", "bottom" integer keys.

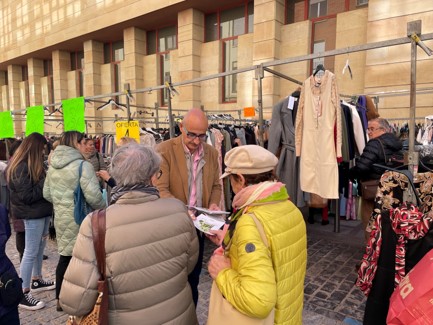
[
  {"left": 31, "top": 279, "right": 55, "bottom": 292},
  {"left": 307, "top": 216, "right": 315, "bottom": 224},
  {"left": 321, "top": 220, "right": 329, "bottom": 225},
  {"left": 19, "top": 292, "right": 45, "bottom": 310},
  {"left": 43, "top": 255, "right": 48, "bottom": 260}
]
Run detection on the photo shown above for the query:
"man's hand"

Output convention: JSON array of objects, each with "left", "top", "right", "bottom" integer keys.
[
  {"left": 208, "top": 254, "right": 231, "bottom": 279},
  {"left": 208, "top": 203, "right": 220, "bottom": 211},
  {"left": 187, "top": 209, "right": 197, "bottom": 220}
]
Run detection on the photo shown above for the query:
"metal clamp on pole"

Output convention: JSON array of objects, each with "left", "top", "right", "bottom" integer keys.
[{"left": 255, "top": 64, "right": 265, "bottom": 147}]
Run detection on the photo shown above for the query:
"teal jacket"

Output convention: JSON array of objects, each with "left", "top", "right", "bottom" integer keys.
[{"left": 43, "top": 145, "right": 105, "bottom": 256}]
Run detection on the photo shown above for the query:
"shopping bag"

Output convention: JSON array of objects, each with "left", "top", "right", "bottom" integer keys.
[{"left": 387, "top": 249, "right": 433, "bottom": 324}]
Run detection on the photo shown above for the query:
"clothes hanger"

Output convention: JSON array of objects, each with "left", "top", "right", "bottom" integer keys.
[{"left": 96, "top": 99, "right": 126, "bottom": 111}]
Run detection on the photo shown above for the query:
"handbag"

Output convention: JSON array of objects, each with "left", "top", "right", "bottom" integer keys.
[
  {"left": 387, "top": 249, "right": 433, "bottom": 324},
  {"left": 0, "top": 271, "right": 23, "bottom": 306},
  {"left": 207, "top": 213, "right": 275, "bottom": 325},
  {"left": 360, "top": 179, "right": 380, "bottom": 201},
  {"left": 73, "top": 161, "right": 93, "bottom": 225},
  {"left": 67, "top": 209, "right": 109, "bottom": 325}
]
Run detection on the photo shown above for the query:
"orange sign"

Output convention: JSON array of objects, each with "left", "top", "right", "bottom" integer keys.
[{"left": 244, "top": 107, "right": 255, "bottom": 117}]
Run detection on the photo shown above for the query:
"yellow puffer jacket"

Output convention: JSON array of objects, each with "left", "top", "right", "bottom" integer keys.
[{"left": 215, "top": 200, "right": 307, "bottom": 324}]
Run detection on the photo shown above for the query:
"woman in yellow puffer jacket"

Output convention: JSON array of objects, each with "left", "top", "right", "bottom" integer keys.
[{"left": 207, "top": 145, "right": 307, "bottom": 325}]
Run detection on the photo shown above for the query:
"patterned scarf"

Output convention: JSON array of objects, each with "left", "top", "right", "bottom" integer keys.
[
  {"left": 110, "top": 184, "right": 160, "bottom": 204},
  {"left": 222, "top": 181, "right": 287, "bottom": 248},
  {"left": 356, "top": 202, "right": 432, "bottom": 295}
]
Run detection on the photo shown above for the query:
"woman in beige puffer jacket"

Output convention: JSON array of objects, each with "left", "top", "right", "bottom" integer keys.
[{"left": 60, "top": 144, "right": 199, "bottom": 325}]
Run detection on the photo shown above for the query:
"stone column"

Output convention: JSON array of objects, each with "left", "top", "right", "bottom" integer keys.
[
  {"left": 8, "top": 65, "right": 23, "bottom": 135},
  {"left": 27, "top": 58, "right": 44, "bottom": 106},
  {"left": 52, "top": 50, "right": 70, "bottom": 102},
  {"left": 83, "top": 40, "right": 104, "bottom": 133},
  {"left": 253, "top": 0, "right": 285, "bottom": 111},
  {"left": 124, "top": 27, "right": 146, "bottom": 115},
  {"left": 177, "top": 8, "right": 204, "bottom": 109}
]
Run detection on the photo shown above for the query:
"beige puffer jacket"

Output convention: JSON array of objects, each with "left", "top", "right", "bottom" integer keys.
[{"left": 60, "top": 191, "right": 199, "bottom": 325}]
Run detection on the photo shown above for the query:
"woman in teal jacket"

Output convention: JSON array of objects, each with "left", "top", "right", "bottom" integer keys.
[
  {"left": 43, "top": 131, "right": 105, "bottom": 311},
  {"left": 208, "top": 145, "right": 307, "bottom": 324}
]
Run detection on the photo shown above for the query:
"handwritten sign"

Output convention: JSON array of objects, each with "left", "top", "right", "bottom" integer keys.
[
  {"left": 0, "top": 111, "right": 14, "bottom": 139},
  {"left": 62, "top": 97, "right": 85, "bottom": 132},
  {"left": 26, "top": 105, "right": 44, "bottom": 136},
  {"left": 115, "top": 120, "right": 140, "bottom": 143}
]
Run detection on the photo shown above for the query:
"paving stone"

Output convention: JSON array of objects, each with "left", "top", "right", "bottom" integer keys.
[{"left": 7, "top": 218, "right": 366, "bottom": 324}]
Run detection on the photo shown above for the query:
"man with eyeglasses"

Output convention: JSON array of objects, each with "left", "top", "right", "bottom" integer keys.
[
  {"left": 348, "top": 118, "right": 402, "bottom": 242},
  {"left": 156, "top": 108, "right": 222, "bottom": 308}
]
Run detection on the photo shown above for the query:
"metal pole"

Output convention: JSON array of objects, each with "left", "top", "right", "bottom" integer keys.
[
  {"left": 166, "top": 75, "right": 175, "bottom": 139},
  {"left": 255, "top": 65, "right": 264, "bottom": 147},
  {"left": 155, "top": 102, "right": 160, "bottom": 129},
  {"left": 124, "top": 83, "right": 131, "bottom": 123},
  {"left": 407, "top": 21, "right": 421, "bottom": 175}
]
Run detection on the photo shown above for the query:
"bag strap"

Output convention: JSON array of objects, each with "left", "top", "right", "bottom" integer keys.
[
  {"left": 224, "top": 212, "right": 269, "bottom": 255},
  {"left": 91, "top": 209, "right": 106, "bottom": 280},
  {"left": 376, "top": 138, "right": 388, "bottom": 165},
  {"left": 78, "top": 160, "right": 84, "bottom": 179},
  {"left": 248, "top": 213, "right": 269, "bottom": 248}
]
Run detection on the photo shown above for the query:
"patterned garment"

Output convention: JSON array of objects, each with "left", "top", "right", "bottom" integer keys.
[
  {"left": 356, "top": 171, "right": 433, "bottom": 296},
  {"left": 390, "top": 203, "right": 432, "bottom": 286}
]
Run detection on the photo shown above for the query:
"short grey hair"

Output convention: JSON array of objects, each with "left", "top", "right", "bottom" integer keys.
[
  {"left": 110, "top": 144, "right": 161, "bottom": 186},
  {"left": 373, "top": 118, "right": 391, "bottom": 132}
]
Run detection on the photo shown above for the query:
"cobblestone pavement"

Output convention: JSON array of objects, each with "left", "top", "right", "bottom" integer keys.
[{"left": 7, "top": 217, "right": 366, "bottom": 324}]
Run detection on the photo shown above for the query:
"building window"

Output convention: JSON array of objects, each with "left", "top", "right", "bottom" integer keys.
[
  {"left": 104, "top": 41, "right": 124, "bottom": 99},
  {"left": 223, "top": 39, "right": 238, "bottom": 102},
  {"left": 147, "top": 26, "right": 177, "bottom": 106},
  {"left": 205, "top": 2, "right": 254, "bottom": 42},
  {"left": 21, "top": 66, "right": 28, "bottom": 81},
  {"left": 43, "top": 59, "right": 55, "bottom": 106},
  {"left": 21, "top": 66, "right": 30, "bottom": 107},
  {"left": 205, "top": 2, "right": 252, "bottom": 102},
  {"left": 71, "top": 51, "right": 84, "bottom": 96},
  {"left": 312, "top": 41, "right": 325, "bottom": 72},
  {"left": 357, "top": 0, "right": 368, "bottom": 6},
  {"left": 309, "top": 0, "right": 327, "bottom": 19}
]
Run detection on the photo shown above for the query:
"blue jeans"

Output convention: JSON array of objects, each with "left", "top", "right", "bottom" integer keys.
[{"left": 20, "top": 216, "right": 50, "bottom": 290}]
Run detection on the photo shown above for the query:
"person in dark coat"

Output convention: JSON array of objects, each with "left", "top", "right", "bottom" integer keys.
[
  {"left": 0, "top": 203, "right": 20, "bottom": 324},
  {"left": 349, "top": 118, "right": 403, "bottom": 241},
  {"left": 6, "top": 133, "right": 54, "bottom": 311}
]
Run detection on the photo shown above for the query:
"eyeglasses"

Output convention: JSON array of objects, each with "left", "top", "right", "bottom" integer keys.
[
  {"left": 183, "top": 127, "right": 208, "bottom": 141},
  {"left": 156, "top": 170, "right": 163, "bottom": 179},
  {"left": 367, "top": 127, "right": 383, "bottom": 132}
]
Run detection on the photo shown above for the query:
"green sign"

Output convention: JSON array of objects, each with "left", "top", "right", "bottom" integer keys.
[
  {"left": 0, "top": 111, "right": 14, "bottom": 139},
  {"left": 62, "top": 97, "right": 85, "bottom": 132},
  {"left": 26, "top": 105, "right": 45, "bottom": 136}
]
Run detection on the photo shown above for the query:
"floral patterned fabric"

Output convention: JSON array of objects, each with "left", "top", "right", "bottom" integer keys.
[{"left": 356, "top": 171, "right": 433, "bottom": 296}]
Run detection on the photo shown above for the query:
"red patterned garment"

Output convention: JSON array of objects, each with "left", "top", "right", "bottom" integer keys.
[
  {"left": 389, "top": 202, "right": 433, "bottom": 287},
  {"left": 355, "top": 213, "right": 383, "bottom": 295},
  {"left": 356, "top": 202, "right": 433, "bottom": 296}
]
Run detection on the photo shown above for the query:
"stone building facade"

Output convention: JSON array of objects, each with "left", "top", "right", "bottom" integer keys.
[{"left": 0, "top": 0, "right": 432, "bottom": 135}]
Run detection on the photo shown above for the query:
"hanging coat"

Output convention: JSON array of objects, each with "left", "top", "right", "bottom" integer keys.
[
  {"left": 295, "top": 70, "right": 342, "bottom": 199},
  {"left": 268, "top": 94, "right": 304, "bottom": 207}
]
